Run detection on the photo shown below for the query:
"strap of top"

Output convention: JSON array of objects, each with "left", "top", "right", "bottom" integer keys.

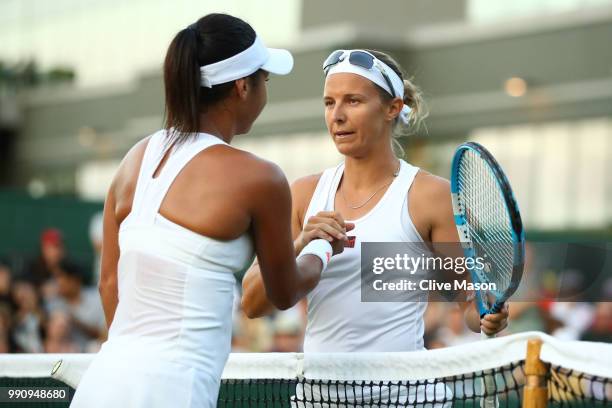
[
  {"left": 128, "top": 130, "right": 168, "bottom": 222},
  {"left": 303, "top": 163, "right": 343, "bottom": 224},
  {"left": 129, "top": 131, "right": 227, "bottom": 226},
  {"left": 381, "top": 160, "right": 420, "bottom": 214}
]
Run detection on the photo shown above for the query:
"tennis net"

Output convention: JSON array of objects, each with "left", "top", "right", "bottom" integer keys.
[{"left": 0, "top": 332, "right": 610, "bottom": 407}]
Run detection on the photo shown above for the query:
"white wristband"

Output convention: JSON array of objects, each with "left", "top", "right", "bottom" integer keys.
[{"left": 297, "top": 239, "right": 333, "bottom": 270}]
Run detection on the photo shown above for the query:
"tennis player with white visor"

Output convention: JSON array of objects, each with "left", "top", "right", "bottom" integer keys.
[
  {"left": 242, "top": 49, "right": 510, "bottom": 407},
  {"left": 70, "top": 14, "right": 345, "bottom": 408}
]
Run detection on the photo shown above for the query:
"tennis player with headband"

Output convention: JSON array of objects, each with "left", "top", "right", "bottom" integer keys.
[
  {"left": 70, "top": 14, "right": 345, "bottom": 408},
  {"left": 242, "top": 49, "right": 509, "bottom": 349}
]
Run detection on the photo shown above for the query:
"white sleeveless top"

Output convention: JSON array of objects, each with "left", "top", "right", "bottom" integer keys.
[
  {"left": 84, "top": 130, "right": 254, "bottom": 406},
  {"left": 303, "top": 160, "right": 427, "bottom": 353}
]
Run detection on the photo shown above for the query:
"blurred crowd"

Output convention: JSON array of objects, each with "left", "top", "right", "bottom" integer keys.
[
  {"left": 1, "top": 221, "right": 611, "bottom": 355},
  {"left": 0, "top": 224, "right": 106, "bottom": 354},
  {"left": 230, "top": 298, "right": 612, "bottom": 353}
]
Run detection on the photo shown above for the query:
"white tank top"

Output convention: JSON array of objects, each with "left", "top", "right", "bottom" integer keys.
[
  {"left": 107, "top": 130, "right": 254, "bottom": 375},
  {"left": 303, "top": 160, "right": 427, "bottom": 352}
]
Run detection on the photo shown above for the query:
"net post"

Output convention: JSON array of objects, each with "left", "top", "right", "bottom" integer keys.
[{"left": 522, "top": 338, "right": 549, "bottom": 408}]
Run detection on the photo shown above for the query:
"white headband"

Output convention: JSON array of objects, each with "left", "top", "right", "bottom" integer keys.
[
  {"left": 199, "top": 36, "right": 294, "bottom": 88},
  {"left": 326, "top": 51, "right": 412, "bottom": 124}
]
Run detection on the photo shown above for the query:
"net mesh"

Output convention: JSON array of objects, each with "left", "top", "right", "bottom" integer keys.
[
  {"left": 0, "top": 332, "right": 610, "bottom": 408},
  {"left": 549, "top": 366, "right": 612, "bottom": 407},
  {"left": 218, "top": 362, "right": 525, "bottom": 407},
  {"left": 0, "top": 368, "right": 526, "bottom": 408}
]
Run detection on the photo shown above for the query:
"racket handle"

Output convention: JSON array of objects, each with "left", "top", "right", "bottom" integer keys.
[
  {"left": 482, "top": 330, "right": 497, "bottom": 340},
  {"left": 489, "top": 302, "right": 503, "bottom": 314}
]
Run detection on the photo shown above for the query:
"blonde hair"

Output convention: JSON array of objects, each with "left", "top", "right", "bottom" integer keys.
[{"left": 366, "top": 50, "right": 428, "bottom": 157}]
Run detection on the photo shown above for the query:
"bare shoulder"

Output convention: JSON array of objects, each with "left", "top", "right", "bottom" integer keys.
[
  {"left": 221, "top": 146, "right": 288, "bottom": 185},
  {"left": 111, "top": 136, "right": 149, "bottom": 186},
  {"left": 110, "top": 136, "right": 152, "bottom": 220},
  {"left": 203, "top": 146, "right": 291, "bottom": 200},
  {"left": 409, "top": 170, "right": 453, "bottom": 237},
  {"left": 291, "top": 173, "right": 322, "bottom": 222},
  {"left": 291, "top": 174, "right": 322, "bottom": 201},
  {"left": 412, "top": 170, "right": 451, "bottom": 202},
  {"left": 124, "top": 135, "right": 151, "bottom": 164}
]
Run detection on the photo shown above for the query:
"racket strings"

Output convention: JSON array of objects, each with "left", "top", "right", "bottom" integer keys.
[{"left": 456, "top": 150, "right": 514, "bottom": 294}]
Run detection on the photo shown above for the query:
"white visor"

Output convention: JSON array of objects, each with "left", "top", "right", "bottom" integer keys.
[
  {"left": 325, "top": 50, "right": 412, "bottom": 124},
  {"left": 199, "top": 36, "right": 293, "bottom": 87}
]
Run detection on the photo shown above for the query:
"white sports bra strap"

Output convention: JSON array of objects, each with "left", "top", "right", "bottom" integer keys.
[
  {"left": 132, "top": 132, "right": 227, "bottom": 225},
  {"left": 129, "top": 131, "right": 168, "bottom": 221}
]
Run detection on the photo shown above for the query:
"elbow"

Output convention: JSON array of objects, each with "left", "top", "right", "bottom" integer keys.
[
  {"left": 240, "top": 292, "right": 275, "bottom": 319},
  {"left": 268, "top": 293, "right": 295, "bottom": 312},
  {"left": 241, "top": 297, "right": 261, "bottom": 319},
  {"left": 241, "top": 269, "right": 291, "bottom": 318},
  {"left": 241, "top": 292, "right": 293, "bottom": 319}
]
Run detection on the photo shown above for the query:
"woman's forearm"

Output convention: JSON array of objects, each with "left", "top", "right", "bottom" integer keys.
[
  {"left": 99, "top": 279, "right": 118, "bottom": 329},
  {"left": 241, "top": 263, "right": 276, "bottom": 318},
  {"left": 242, "top": 249, "right": 323, "bottom": 318},
  {"left": 242, "top": 239, "right": 307, "bottom": 318}
]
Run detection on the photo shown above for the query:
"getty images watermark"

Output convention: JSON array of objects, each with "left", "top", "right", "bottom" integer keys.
[
  {"left": 360, "top": 242, "right": 612, "bottom": 303},
  {"left": 371, "top": 252, "right": 494, "bottom": 292}
]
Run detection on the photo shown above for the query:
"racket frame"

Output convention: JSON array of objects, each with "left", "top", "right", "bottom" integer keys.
[{"left": 450, "top": 142, "right": 525, "bottom": 318}]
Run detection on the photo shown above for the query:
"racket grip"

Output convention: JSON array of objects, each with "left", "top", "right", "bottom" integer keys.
[{"left": 481, "top": 330, "right": 496, "bottom": 340}]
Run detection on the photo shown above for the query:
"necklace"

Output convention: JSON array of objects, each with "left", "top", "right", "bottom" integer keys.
[{"left": 341, "top": 161, "right": 401, "bottom": 210}]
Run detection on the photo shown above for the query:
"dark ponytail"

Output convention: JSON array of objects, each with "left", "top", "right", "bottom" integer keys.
[{"left": 163, "top": 14, "right": 257, "bottom": 145}]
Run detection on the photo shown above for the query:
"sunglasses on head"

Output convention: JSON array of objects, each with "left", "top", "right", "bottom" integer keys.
[{"left": 322, "top": 50, "right": 396, "bottom": 98}]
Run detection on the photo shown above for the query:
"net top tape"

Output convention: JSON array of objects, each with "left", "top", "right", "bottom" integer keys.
[{"left": 1, "top": 332, "right": 610, "bottom": 385}]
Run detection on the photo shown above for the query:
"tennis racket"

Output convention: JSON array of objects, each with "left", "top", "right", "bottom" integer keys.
[{"left": 450, "top": 142, "right": 525, "bottom": 408}]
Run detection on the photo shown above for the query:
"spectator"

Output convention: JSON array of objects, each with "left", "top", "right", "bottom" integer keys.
[
  {"left": 43, "top": 310, "right": 80, "bottom": 353},
  {"left": 506, "top": 243, "right": 547, "bottom": 334},
  {"left": 0, "top": 261, "right": 13, "bottom": 311},
  {"left": 423, "top": 303, "right": 446, "bottom": 348},
  {"left": 581, "top": 302, "right": 612, "bottom": 343},
  {"left": 11, "top": 280, "right": 44, "bottom": 352},
  {"left": 0, "top": 262, "right": 16, "bottom": 352},
  {"left": 0, "top": 261, "right": 11, "bottom": 304},
  {"left": 0, "top": 303, "right": 15, "bottom": 353},
  {"left": 231, "top": 313, "right": 273, "bottom": 353},
  {"left": 549, "top": 302, "right": 595, "bottom": 340},
  {"left": 270, "top": 304, "right": 306, "bottom": 352},
  {"left": 46, "top": 261, "right": 106, "bottom": 352},
  {"left": 25, "top": 228, "right": 66, "bottom": 288},
  {"left": 506, "top": 302, "right": 546, "bottom": 334},
  {"left": 430, "top": 306, "right": 480, "bottom": 348}
]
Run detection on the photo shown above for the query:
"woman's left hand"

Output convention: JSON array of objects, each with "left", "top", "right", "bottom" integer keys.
[{"left": 480, "top": 303, "right": 509, "bottom": 336}]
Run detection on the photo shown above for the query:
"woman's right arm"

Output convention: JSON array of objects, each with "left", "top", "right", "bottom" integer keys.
[
  {"left": 242, "top": 173, "right": 350, "bottom": 317},
  {"left": 244, "top": 164, "right": 322, "bottom": 311},
  {"left": 241, "top": 175, "right": 312, "bottom": 317}
]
